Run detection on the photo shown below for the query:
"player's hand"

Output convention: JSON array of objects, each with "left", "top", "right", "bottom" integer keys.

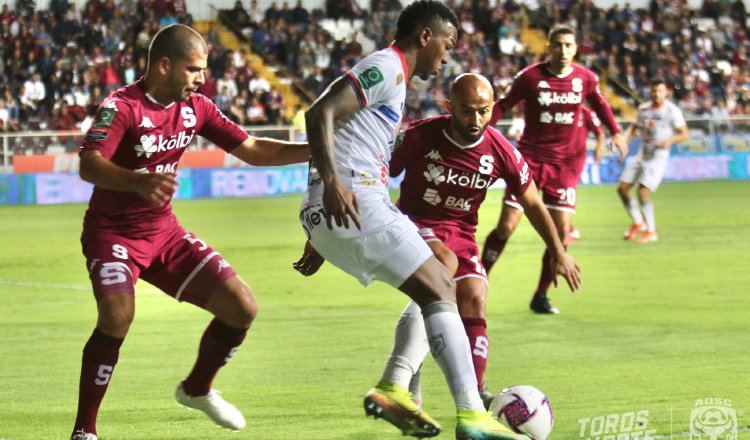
[
  {"left": 611, "top": 133, "right": 629, "bottom": 161},
  {"left": 594, "top": 147, "right": 604, "bottom": 164},
  {"left": 134, "top": 172, "right": 176, "bottom": 206},
  {"left": 322, "top": 181, "right": 362, "bottom": 230},
  {"left": 293, "top": 240, "right": 326, "bottom": 276},
  {"left": 551, "top": 252, "right": 581, "bottom": 292},
  {"left": 659, "top": 140, "right": 672, "bottom": 149}
]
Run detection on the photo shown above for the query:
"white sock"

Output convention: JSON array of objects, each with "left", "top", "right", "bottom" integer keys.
[
  {"left": 381, "top": 301, "right": 429, "bottom": 389},
  {"left": 627, "top": 198, "right": 644, "bottom": 225},
  {"left": 422, "top": 301, "right": 484, "bottom": 411},
  {"left": 641, "top": 200, "right": 656, "bottom": 232}
]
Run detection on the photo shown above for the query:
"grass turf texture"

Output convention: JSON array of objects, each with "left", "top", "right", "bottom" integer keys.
[{"left": 0, "top": 180, "right": 748, "bottom": 439}]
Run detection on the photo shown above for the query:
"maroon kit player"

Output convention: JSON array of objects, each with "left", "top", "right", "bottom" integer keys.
[
  {"left": 480, "top": 24, "right": 628, "bottom": 314},
  {"left": 71, "top": 24, "right": 308, "bottom": 440}
]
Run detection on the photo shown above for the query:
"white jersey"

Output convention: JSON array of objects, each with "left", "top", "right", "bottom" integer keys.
[
  {"left": 634, "top": 100, "right": 686, "bottom": 159},
  {"left": 305, "top": 46, "right": 408, "bottom": 203}
]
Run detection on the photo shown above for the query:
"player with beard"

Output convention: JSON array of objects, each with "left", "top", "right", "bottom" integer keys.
[
  {"left": 480, "top": 24, "right": 627, "bottom": 314},
  {"left": 70, "top": 24, "right": 309, "bottom": 440},
  {"left": 295, "top": 74, "right": 580, "bottom": 420}
]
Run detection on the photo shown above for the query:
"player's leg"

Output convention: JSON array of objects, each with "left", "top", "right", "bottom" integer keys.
[
  {"left": 530, "top": 208, "right": 570, "bottom": 315},
  {"left": 143, "top": 228, "right": 251, "bottom": 430},
  {"left": 480, "top": 199, "right": 523, "bottom": 274},
  {"left": 617, "top": 159, "right": 646, "bottom": 239},
  {"left": 636, "top": 184, "right": 658, "bottom": 242},
  {"left": 396, "top": 259, "right": 524, "bottom": 439},
  {"left": 173, "top": 275, "right": 254, "bottom": 430},
  {"left": 455, "top": 277, "right": 493, "bottom": 408},
  {"left": 73, "top": 233, "right": 141, "bottom": 440}
]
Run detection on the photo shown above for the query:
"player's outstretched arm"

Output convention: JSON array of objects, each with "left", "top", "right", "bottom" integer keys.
[
  {"left": 517, "top": 182, "right": 581, "bottom": 292},
  {"left": 79, "top": 150, "right": 176, "bottom": 206},
  {"left": 293, "top": 240, "right": 326, "bottom": 276},
  {"left": 306, "top": 77, "right": 364, "bottom": 230},
  {"left": 230, "top": 136, "right": 309, "bottom": 166}
]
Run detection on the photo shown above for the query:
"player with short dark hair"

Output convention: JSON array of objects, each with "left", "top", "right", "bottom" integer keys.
[
  {"left": 480, "top": 24, "right": 628, "bottom": 314},
  {"left": 617, "top": 78, "right": 688, "bottom": 242},
  {"left": 70, "top": 24, "right": 308, "bottom": 440},
  {"left": 296, "top": 1, "right": 532, "bottom": 438}
]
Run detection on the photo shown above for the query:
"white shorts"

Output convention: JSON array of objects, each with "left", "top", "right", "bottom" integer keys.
[
  {"left": 618, "top": 149, "right": 670, "bottom": 192},
  {"left": 300, "top": 192, "right": 432, "bottom": 288}
]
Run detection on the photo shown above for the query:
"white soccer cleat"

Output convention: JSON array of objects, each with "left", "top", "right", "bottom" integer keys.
[
  {"left": 175, "top": 383, "right": 246, "bottom": 430},
  {"left": 70, "top": 430, "right": 97, "bottom": 440}
]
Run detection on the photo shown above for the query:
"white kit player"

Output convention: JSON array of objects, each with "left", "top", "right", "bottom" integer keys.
[
  {"left": 298, "top": 1, "right": 527, "bottom": 439},
  {"left": 617, "top": 78, "right": 688, "bottom": 243}
]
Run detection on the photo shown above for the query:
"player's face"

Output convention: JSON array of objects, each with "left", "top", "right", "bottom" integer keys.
[
  {"left": 649, "top": 83, "right": 668, "bottom": 105},
  {"left": 168, "top": 49, "right": 208, "bottom": 102},
  {"left": 450, "top": 88, "right": 493, "bottom": 144},
  {"left": 415, "top": 22, "right": 457, "bottom": 80},
  {"left": 548, "top": 33, "right": 577, "bottom": 72}
]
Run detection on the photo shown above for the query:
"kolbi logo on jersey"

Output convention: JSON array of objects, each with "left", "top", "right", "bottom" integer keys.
[
  {"left": 424, "top": 164, "right": 446, "bottom": 184},
  {"left": 538, "top": 91, "right": 582, "bottom": 107},
  {"left": 134, "top": 130, "right": 196, "bottom": 158},
  {"left": 424, "top": 163, "right": 493, "bottom": 189}
]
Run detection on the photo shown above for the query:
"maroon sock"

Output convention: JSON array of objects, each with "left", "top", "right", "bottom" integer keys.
[
  {"left": 534, "top": 245, "right": 566, "bottom": 297},
  {"left": 481, "top": 230, "right": 508, "bottom": 275},
  {"left": 182, "top": 318, "right": 247, "bottom": 397},
  {"left": 462, "top": 317, "right": 489, "bottom": 388},
  {"left": 73, "top": 328, "right": 124, "bottom": 436}
]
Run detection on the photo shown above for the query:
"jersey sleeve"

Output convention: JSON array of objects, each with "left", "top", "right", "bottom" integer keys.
[
  {"left": 586, "top": 108, "right": 603, "bottom": 135},
  {"left": 671, "top": 104, "right": 687, "bottom": 129},
  {"left": 390, "top": 120, "right": 426, "bottom": 177},
  {"left": 583, "top": 71, "right": 621, "bottom": 135},
  {"left": 344, "top": 51, "right": 402, "bottom": 110},
  {"left": 195, "top": 95, "right": 249, "bottom": 152},
  {"left": 493, "top": 130, "right": 532, "bottom": 196},
  {"left": 80, "top": 97, "right": 131, "bottom": 159}
]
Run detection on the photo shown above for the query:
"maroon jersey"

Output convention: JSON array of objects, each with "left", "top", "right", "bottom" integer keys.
[
  {"left": 390, "top": 115, "right": 531, "bottom": 231},
  {"left": 490, "top": 61, "right": 619, "bottom": 165},
  {"left": 81, "top": 78, "right": 248, "bottom": 232}
]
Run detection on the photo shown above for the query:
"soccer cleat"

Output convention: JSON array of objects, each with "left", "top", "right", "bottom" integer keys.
[
  {"left": 479, "top": 383, "right": 495, "bottom": 410},
  {"left": 364, "top": 380, "right": 441, "bottom": 438},
  {"left": 455, "top": 409, "right": 528, "bottom": 440},
  {"left": 623, "top": 223, "right": 645, "bottom": 240},
  {"left": 565, "top": 225, "right": 581, "bottom": 244},
  {"left": 530, "top": 293, "right": 559, "bottom": 315},
  {"left": 175, "top": 383, "right": 246, "bottom": 430},
  {"left": 71, "top": 430, "right": 97, "bottom": 440},
  {"left": 635, "top": 231, "right": 658, "bottom": 243}
]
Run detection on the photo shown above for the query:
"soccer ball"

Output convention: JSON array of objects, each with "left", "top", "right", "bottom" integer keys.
[{"left": 488, "top": 385, "right": 554, "bottom": 440}]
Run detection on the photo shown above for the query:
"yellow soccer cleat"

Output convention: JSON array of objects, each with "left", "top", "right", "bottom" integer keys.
[
  {"left": 455, "top": 409, "right": 528, "bottom": 440},
  {"left": 364, "top": 380, "right": 441, "bottom": 438}
]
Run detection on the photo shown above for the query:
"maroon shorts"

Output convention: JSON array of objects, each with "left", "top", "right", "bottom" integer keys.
[
  {"left": 504, "top": 156, "right": 580, "bottom": 213},
  {"left": 81, "top": 223, "right": 237, "bottom": 307},
  {"left": 413, "top": 220, "right": 486, "bottom": 283}
]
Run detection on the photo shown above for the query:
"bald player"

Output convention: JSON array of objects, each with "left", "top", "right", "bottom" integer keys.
[
  {"left": 71, "top": 24, "right": 308, "bottom": 440},
  {"left": 296, "top": 74, "right": 580, "bottom": 413}
]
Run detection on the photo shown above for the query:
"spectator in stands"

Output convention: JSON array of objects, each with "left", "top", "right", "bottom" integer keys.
[
  {"left": 263, "top": 87, "right": 285, "bottom": 124},
  {"left": 216, "top": 70, "right": 239, "bottom": 101},
  {"left": 22, "top": 73, "right": 45, "bottom": 117},
  {"left": 227, "top": 95, "right": 247, "bottom": 125},
  {"left": 246, "top": 95, "right": 266, "bottom": 125},
  {"left": 248, "top": 72, "right": 270, "bottom": 95},
  {"left": 215, "top": 86, "right": 234, "bottom": 113}
]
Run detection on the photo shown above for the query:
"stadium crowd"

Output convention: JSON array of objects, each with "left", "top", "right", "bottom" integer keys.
[{"left": 1, "top": 0, "right": 750, "bottom": 138}]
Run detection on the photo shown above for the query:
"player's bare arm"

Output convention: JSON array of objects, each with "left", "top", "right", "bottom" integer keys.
[
  {"left": 79, "top": 149, "right": 176, "bottom": 206},
  {"left": 305, "top": 77, "right": 364, "bottom": 230},
  {"left": 517, "top": 181, "right": 582, "bottom": 292},
  {"left": 659, "top": 124, "right": 689, "bottom": 149},
  {"left": 230, "top": 136, "right": 309, "bottom": 166},
  {"left": 594, "top": 130, "right": 607, "bottom": 164}
]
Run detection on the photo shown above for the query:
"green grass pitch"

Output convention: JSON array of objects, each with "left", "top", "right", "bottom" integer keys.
[{"left": 0, "top": 180, "right": 748, "bottom": 439}]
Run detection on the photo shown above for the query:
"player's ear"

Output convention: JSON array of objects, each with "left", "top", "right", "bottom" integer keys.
[
  {"left": 418, "top": 26, "right": 433, "bottom": 48},
  {"left": 158, "top": 56, "right": 171, "bottom": 75}
]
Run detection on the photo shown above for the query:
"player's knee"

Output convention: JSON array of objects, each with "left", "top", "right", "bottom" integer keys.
[
  {"left": 435, "top": 271, "right": 457, "bottom": 302},
  {"left": 97, "top": 307, "right": 134, "bottom": 337},
  {"left": 458, "top": 291, "right": 486, "bottom": 318},
  {"left": 496, "top": 221, "right": 516, "bottom": 240},
  {"left": 230, "top": 283, "right": 258, "bottom": 328},
  {"left": 617, "top": 183, "right": 630, "bottom": 198}
]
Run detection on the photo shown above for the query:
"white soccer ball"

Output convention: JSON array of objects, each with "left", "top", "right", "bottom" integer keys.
[{"left": 489, "top": 385, "right": 554, "bottom": 440}]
